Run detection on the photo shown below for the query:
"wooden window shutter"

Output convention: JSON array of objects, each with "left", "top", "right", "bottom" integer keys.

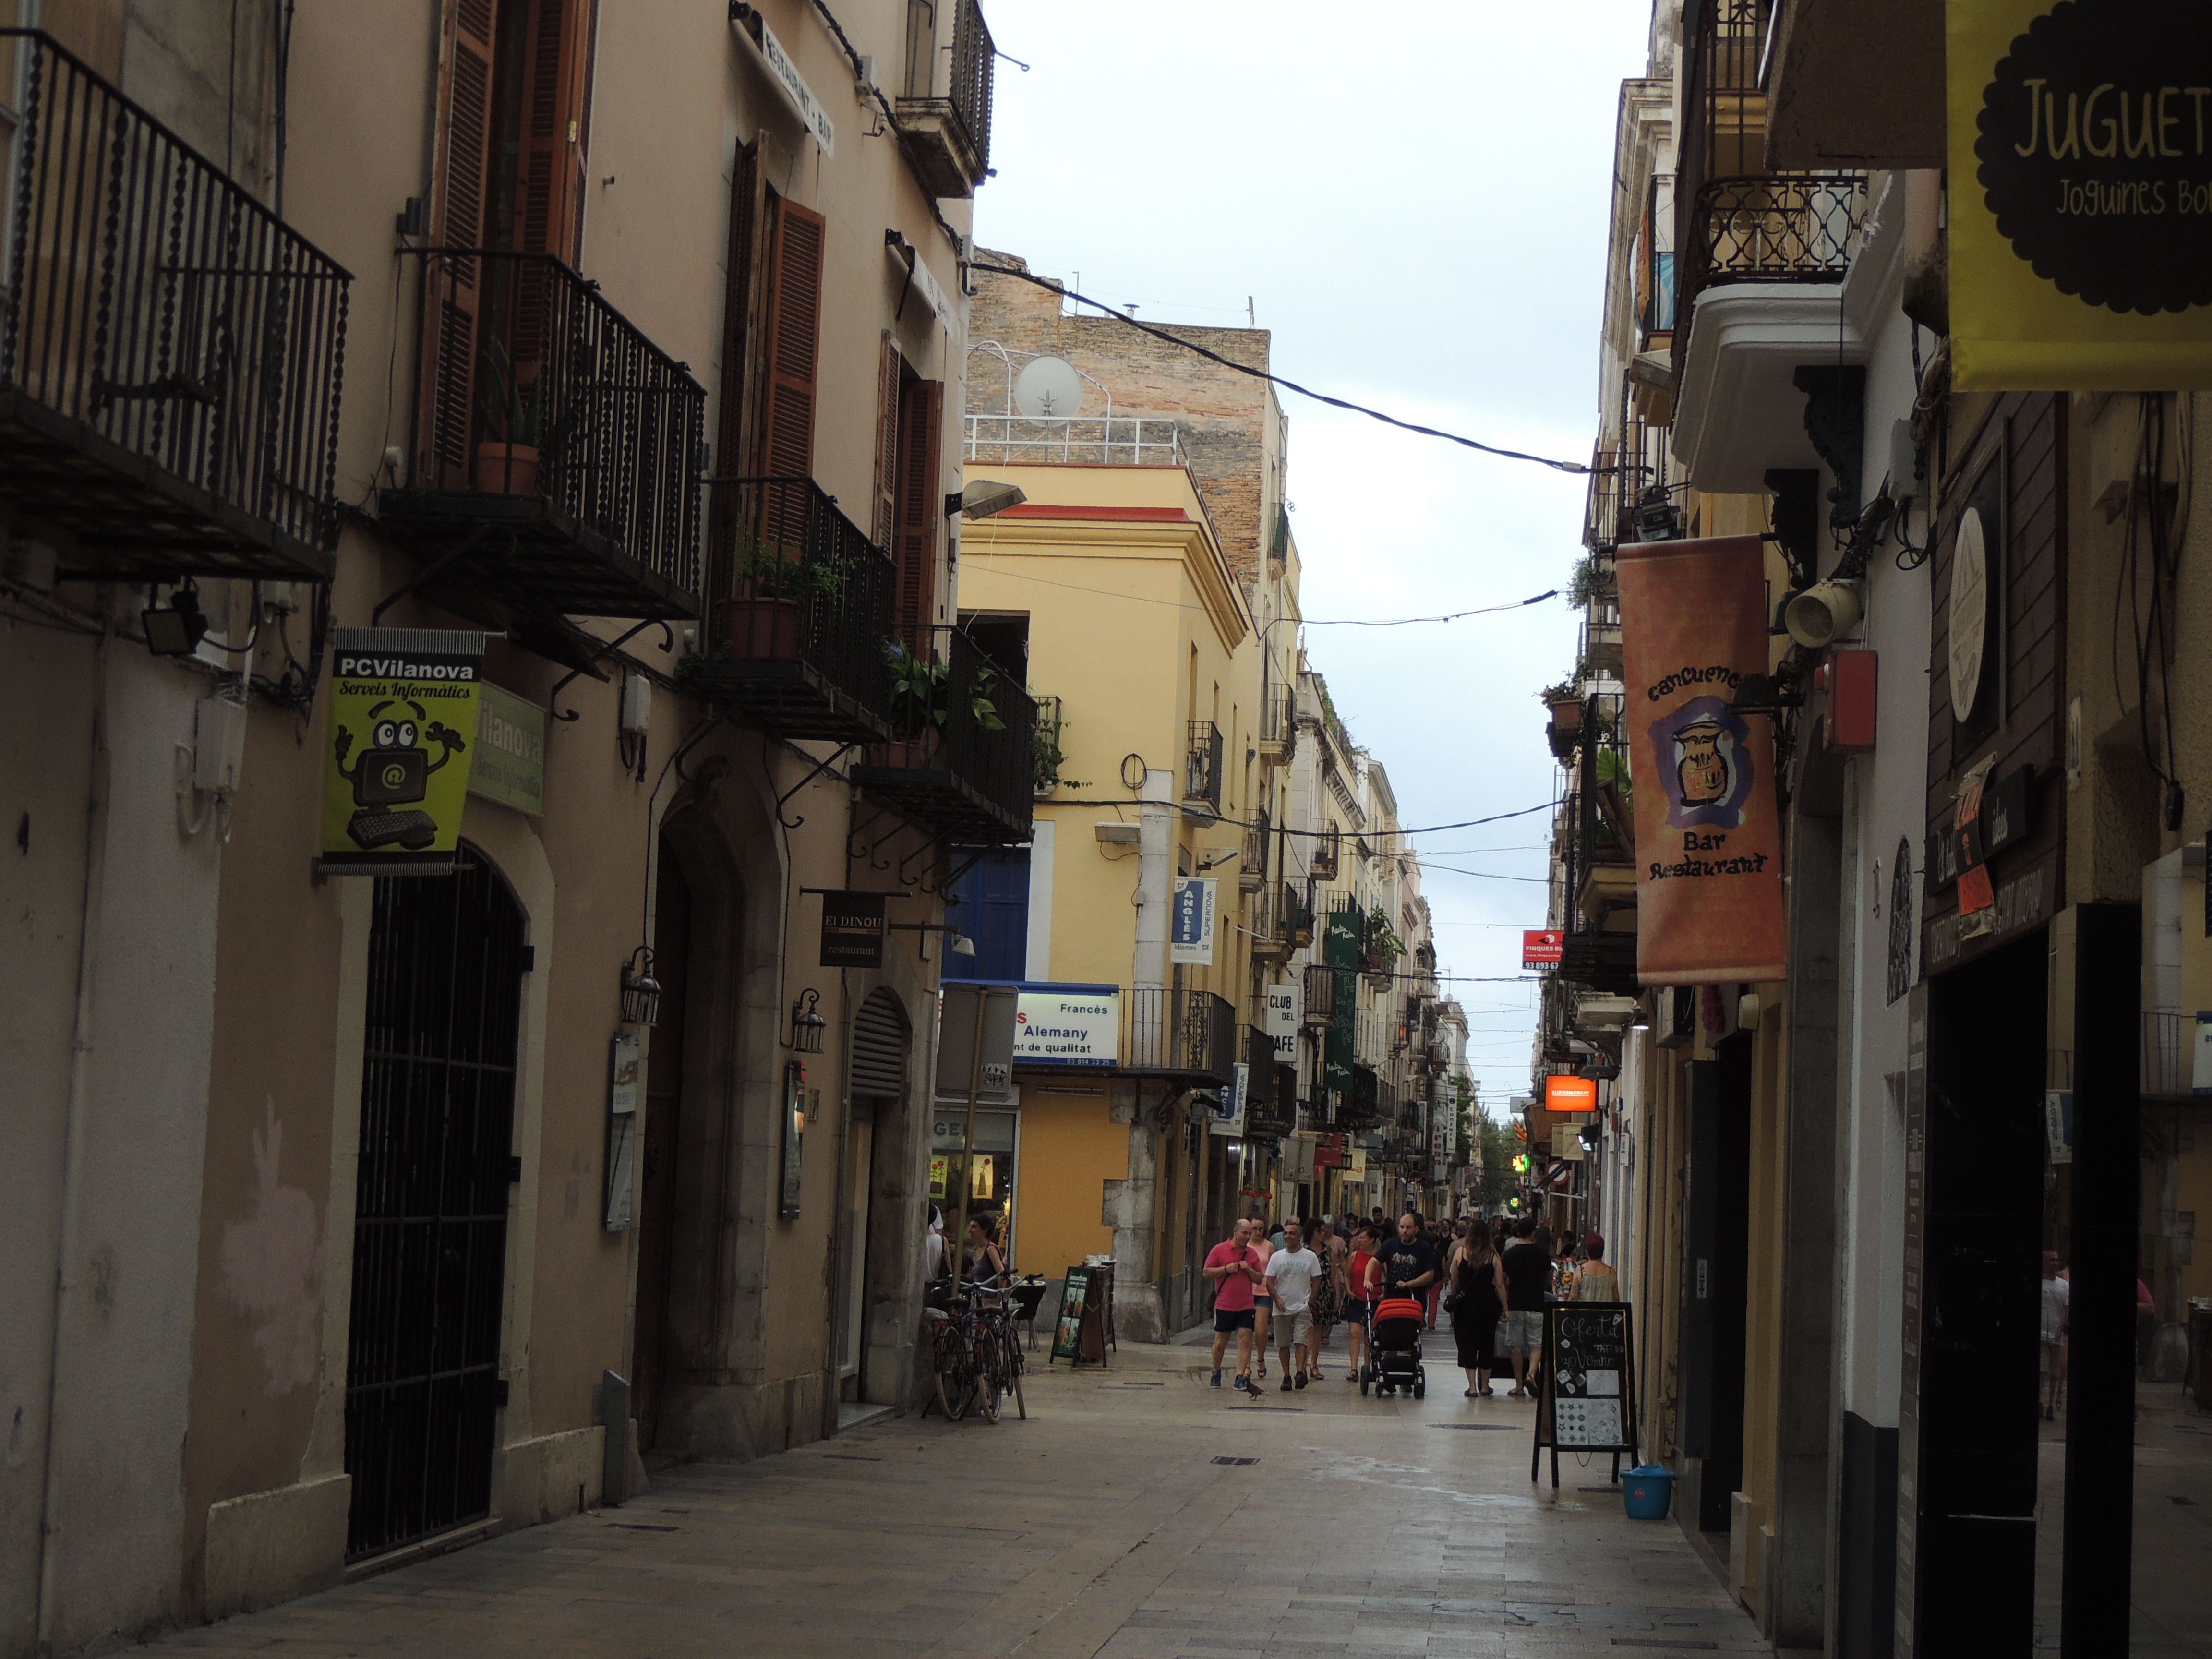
[
  {"left": 419, "top": 0, "right": 501, "bottom": 488},
  {"left": 872, "top": 334, "right": 902, "bottom": 549},
  {"left": 516, "top": 0, "right": 595, "bottom": 264},
  {"left": 893, "top": 377, "right": 945, "bottom": 633},
  {"left": 757, "top": 197, "right": 826, "bottom": 482},
  {"left": 711, "top": 139, "right": 764, "bottom": 580}
]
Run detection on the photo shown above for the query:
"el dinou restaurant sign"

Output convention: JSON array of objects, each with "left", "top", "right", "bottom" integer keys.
[{"left": 1951, "top": 0, "right": 2212, "bottom": 386}]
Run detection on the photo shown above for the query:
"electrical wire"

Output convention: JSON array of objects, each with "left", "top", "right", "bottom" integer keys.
[{"left": 965, "top": 262, "right": 1591, "bottom": 475}]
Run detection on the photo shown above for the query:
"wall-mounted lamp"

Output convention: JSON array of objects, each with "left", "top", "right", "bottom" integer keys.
[
  {"left": 788, "top": 986, "right": 827, "bottom": 1053},
  {"left": 143, "top": 583, "right": 208, "bottom": 656},
  {"left": 619, "top": 946, "right": 662, "bottom": 1027}
]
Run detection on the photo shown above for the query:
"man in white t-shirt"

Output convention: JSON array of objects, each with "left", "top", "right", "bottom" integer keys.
[
  {"left": 2041, "top": 1250, "right": 2069, "bottom": 1421},
  {"left": 1263, "top": 1217, "right": 1323, "bottom": 1393}
]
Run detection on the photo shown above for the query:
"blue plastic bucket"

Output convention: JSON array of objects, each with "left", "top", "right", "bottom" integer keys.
[{"left": 1623, "top": 1464, "right": 1675, "bottom": 1520}]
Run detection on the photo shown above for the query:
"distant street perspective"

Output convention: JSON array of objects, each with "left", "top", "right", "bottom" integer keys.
[{"left": 4, "top": 2, "right": 2212, "bottom": 1659}]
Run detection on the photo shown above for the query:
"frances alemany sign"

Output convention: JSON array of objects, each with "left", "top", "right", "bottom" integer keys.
[
  {"left": 1615, "top": 536, "right": 1786, "bottom": 984},
  {"left": 1011, "top": 983, "right": 1120, "bottom": 1068}
]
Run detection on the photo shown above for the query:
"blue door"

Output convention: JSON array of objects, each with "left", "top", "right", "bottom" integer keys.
[{"left": 944, "top": 848, "right": 1029, "bottom": 982}]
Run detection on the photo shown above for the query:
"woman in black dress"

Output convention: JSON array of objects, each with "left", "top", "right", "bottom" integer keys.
[{"left": 1448, "top": 1226, "right": 1508, "bottom": 1397}]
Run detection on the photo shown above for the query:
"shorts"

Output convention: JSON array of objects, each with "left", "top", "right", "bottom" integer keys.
[
  {"left": 1503, "top": 1309, "right": 1547, "bottom": 1349},
  {"left": 1276, "top": 1309, "right": 1314, "bottom": 1347},
  {"left": 1343, "top": 1298, "right": 1374, "bottom": 1325},
  {"left": 1213, "top": 1307, "right": 1255, "bottom": 1333},
  {"left": 2041, "top": 1338, "right": 2062, "bottom": 1379},
  {"left": 1253, "top": 1295, "right": 1273, "bottom": 1310}
]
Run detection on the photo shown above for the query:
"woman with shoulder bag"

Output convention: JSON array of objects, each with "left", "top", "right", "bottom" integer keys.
[{"left": 1449, "top": 1226, "right": 1508, "bottom": 1397}]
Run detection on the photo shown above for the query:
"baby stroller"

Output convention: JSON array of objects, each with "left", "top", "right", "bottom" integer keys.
[{"left": 1361, "top": 1297, "right": 1428, "bottom": 1399}]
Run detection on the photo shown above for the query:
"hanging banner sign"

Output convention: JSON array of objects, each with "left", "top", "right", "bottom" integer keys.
[
  {"left": 819, "top": 890, "right": 888, "bottom": 968},
  {"left": 1169, "top": 876, "right": 1216, "bottom": 965},
  {"left": 1950, "top": 0, "right": 2212, "bottom": 388},
  {"left": 1264, "top": 981, "right": 1301, "bottom": 1059},
  {"left": 320, "top": 627, "right": 486, "bottom": 870},
  {"left": 1208, "top": 1062, "right": 1248, "bottom": 1136},
  {"left": 1615, "top": 537, "right": 1787, "bottom": 984}
]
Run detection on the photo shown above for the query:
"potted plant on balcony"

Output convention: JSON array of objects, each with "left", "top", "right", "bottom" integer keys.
[
  {"left": 1540, "top": 680, "right": 1584, "bottom": 760},
  {"left": 474, "top": 338, "right": 583, "bottom": 496}
]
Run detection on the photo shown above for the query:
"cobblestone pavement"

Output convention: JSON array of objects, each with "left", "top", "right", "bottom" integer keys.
[{"left": 143, "top": 1335, "right": 1768, "bottom": 1659}]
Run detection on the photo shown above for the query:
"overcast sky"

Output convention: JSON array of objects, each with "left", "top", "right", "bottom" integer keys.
[{"left": 974, "top": 1, "right": 1655, "bottom": 1112}]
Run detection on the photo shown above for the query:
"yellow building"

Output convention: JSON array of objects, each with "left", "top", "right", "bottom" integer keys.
[{"left": 948, "top": 457, "right": 1274, "bottom": 1339}]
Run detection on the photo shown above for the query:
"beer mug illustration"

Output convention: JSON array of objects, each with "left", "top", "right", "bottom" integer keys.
[{"left": 1675, "top": 718, "right": 1729, "bottom": 807}]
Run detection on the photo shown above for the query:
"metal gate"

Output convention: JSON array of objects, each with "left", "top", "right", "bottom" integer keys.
[{"left": 345, "top": 847, "right": 525, "bottom": 1560}]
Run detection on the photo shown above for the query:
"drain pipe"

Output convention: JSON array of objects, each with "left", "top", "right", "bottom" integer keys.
[
  {"left": 36, "top": 628, "right": 111, "bottom": 1653},
  {"left": 1133, "top": 768, "right": 1172, "bottom": 992},
  {"left": 1117, "top": 768, "right": 1174, "bottom": 1342}
]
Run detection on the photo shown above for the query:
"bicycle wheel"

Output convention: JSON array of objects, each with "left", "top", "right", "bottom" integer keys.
[
  {"left": 1004, "top": 1326, "right": 1027, "bottom": 1420},
  {"left": 938, "top": 1334, "right": 970, "bottom": 1421},
  {"left": 974, "top": 1331, "right": 1004, "bottom": 1423}
]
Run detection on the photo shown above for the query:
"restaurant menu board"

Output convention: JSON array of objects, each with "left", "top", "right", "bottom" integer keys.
[
  {"left": 1531, "top": 1303, "right": 1638, "bottom": 1488},
  {"left": 1051, "top": 1269, "right": 1092, "bottom": 1363}
]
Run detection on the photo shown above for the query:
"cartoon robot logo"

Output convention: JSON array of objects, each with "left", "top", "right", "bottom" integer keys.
[
  {"left": 333, "top": 697, "right": 466, "bottom": 851},
  {"left": 1648, "top": 694, "right": 1755, "bottom": 830}
]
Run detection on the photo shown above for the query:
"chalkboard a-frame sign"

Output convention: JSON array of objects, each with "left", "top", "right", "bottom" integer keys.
[{"left": 1531, "top": 1302, "right": 1639, "bottom": 1488}]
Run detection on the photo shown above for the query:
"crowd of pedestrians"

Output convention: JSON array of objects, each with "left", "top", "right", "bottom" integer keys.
[{"left": 1203, "top": 1209, "right": 1622, "bottom": 1403}]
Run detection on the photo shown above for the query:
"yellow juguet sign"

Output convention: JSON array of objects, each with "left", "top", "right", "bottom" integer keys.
[
  {"left": 1951, "top": 0, "right": 2212, "bottom": 387},
  {"left": 319, "top": 627, "right": 486, "bottom": 869}
]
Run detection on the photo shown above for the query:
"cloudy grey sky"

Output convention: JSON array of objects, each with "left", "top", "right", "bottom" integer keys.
[{"left": 973, "top": 1, "right": 1655, "bottom": 1111}]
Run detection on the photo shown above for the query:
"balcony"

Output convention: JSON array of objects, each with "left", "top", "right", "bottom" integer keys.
[
  {"left": 2143, "top": 1012, "right": 2207, "bottom": 1100},
  {"left": 1308, "top": 830, "right": 1340, "bottom": 883},
  {"left": 1122, "top": 988, "right": 1235, "bottom": 1082},
  {"left": 1341, "top": 1065, "right": 1380, "bottom": 1131},
  {"left": 1258, "top": 689, "right": 1294, "bottom": 759},
  {"left": 1241, "top": 811, "right": 1269, "bottom": 892},
  {"left": 963, "top": 413, "right": 1183, "bottom": 468},
  {"left": 381, "top": 250, "right": 704, "bottom": 633},
  {"left": 896, "top": 0, "right": 994, "bottom": 199},
  {"left": 1301, "top": 962, "right": 1338, "bottom": 1028},
  {"left": 683, "top": 477, "right": 895, "bottom": 742},
  {"left": 0, "top": 31, "right": 349, "bottom": 584},
  {"left": 1679, "top": 173, "right": 1868, "bottom": 325},
  {"left": 1184, "top": 720, "right": 1223, "bottom": 813},
  {"left": 851, "top": 625, "right": 1035, "bottom": 845},
  {"left": 1250, "top": 886, "right": 1288, "bottom": 962}
]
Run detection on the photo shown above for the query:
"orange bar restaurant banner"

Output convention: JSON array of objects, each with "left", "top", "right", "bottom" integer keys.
[{"left": 1615, "top": 535, "right": 1787, "bottom": 985}]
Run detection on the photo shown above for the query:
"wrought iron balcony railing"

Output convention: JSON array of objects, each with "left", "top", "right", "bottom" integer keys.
[
  {"left": 684, "top": 476, "right": 896, "bottom": 743},
  {"left": 383, "top": 248, "right": 705, "bottom": 625},
  {"left": 1184, "top": 720, "right": 1223, "bottom": 811},
  {"left": 1259, "top": 688, "right": 1294, "bottom": 757},
  {"left": 1301, "top": 962, "right": 1338, "bottom": 1028},
  {"left": 1243, "top": 1026, "right": 1295, "bottom": 1136},
  {"left": 1681, "top": 173, "right": 1869, "bottom": 311},
  {"left": 851, "top": 624, "right": 1035, "bottom": 845},
  {"left": 1308, "top": 829, "right": 1339, "bottom": 882},
  {"left": 1123, "top": 988, "right": 1236, "bottom": 1082},
  {"left": 1250, "top": 882, "right": 1288, "bottom": 961},
  {"left": 0, "top": 29, "right": 350, "bottom": 584},
  {"left": 896, "top": 0, "right": 995, "bottom": 197},
  {"left": 1241, "top": 810, "right": 1269, "bottom": 891}
]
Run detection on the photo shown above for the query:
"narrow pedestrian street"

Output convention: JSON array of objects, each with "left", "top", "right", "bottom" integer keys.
[{"left": 142, "top": 1340, "right": 1763, "bottom": 1659}]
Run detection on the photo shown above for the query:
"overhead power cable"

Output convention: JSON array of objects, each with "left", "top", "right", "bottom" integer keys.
[{"left": 965, "top": 262, "right": 1591, "bottom": 476}]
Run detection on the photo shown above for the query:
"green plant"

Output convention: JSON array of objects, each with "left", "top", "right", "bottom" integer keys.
[
  {"left": 1031, "top": 703, "right": 1073, "bottom": 792},
  {"left": 1363, "top": 904, "right": 1407, "bottom": 971},
  {"left": 1538, "top": 680, "right": 1578, "bottom": 705},
  {"left": 1566, "top": 552, "right": 1616, "bottom": 609},
  {"left": 475, "top": 336, "right": 587, "bottom": 456},
  {"left": 886, "top": 641, "right": 948, "bottom": 737},
  {"left": 735, "top": 533, "right": 848, "bottom": 602}
]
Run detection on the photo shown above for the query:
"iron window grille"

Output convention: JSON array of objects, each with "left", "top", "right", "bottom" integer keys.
[{"left": 1183, "top": 720, "right": 1223, "bottom": 810}]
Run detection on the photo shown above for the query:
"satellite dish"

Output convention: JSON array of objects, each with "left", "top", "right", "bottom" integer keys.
[{"left": 1013, "top": 355, "right": 1084, "bottom": 418}]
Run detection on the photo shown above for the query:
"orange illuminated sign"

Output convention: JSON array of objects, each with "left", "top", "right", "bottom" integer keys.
[{"left": 1544, "top": 1075, "right": 1597, "bottom": 1114}]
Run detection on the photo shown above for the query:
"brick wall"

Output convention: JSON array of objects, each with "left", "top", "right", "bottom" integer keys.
[{"left": 969, "top": 249, "right": 1276, "bottom": 596}]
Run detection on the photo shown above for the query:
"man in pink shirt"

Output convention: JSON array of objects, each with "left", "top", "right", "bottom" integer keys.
[{"left": 1204, "top": 1218, "right": 1264, "bottom": 1394}]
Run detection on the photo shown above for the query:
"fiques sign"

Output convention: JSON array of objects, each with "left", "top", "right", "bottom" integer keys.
[{"left": 1952, "top": 0, "right": 2212, "bottom": 387}]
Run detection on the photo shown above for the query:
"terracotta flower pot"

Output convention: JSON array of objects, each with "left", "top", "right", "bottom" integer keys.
[
  {"left": 718, "top": 596, "right": 801, "bottom": 659},
  {"left": 474, "top": 441, "right": 540, "bottom": 495}
]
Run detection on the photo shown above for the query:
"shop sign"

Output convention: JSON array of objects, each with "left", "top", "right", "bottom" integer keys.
[
  {"left": 818, "top": 890, "right": 887, "bottom": 969},
  {"left": 1169, "top": 876, "right": 1216, "bottom": 965},
  {"left": 1615, "top": 537, "right": 1787, "bottom": 983},
  {"left": 1949, "top": 0, "right": 2212, "bottom": 388},
  {"left": 1011, "top": 983, "right": 1119, "bottom": 1067},
  {"left": 469, "top": 681, "right": 544, "bottom": 817},
  {"left": 320, "top": 627, "right": 486, "bottom": 871},
  {"left": 1522, "top": 928, "right": 1564, "bottom": 968},
  {"left": 1926, "top": 860, "right": 2050, "bottom": 971},
  {"left": 1544, "top": 1074, "right": 1598, "bottom": 1114},
  {"left": 2044, "top": 1090, "right": 2074, "bottom": 1164},
  {"left": 736, "top": 6, "right": 835, "bottom": 156},
  {"left": 1264, "top": 981, "right": 1300, "bottom": 1059}
]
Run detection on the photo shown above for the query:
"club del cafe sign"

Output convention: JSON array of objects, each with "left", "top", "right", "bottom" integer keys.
[{"left": 1951, "top": 0, "right": 2212, "bottom": 387}]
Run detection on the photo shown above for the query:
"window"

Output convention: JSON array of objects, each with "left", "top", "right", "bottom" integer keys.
[{"left": 942, "top": 849, "right": 1030, "bottom": 982}]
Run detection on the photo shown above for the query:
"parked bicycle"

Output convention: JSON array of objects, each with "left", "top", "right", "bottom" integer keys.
[{"left": 925, "top": 1277, "right": 1027, "bottom": 1423}]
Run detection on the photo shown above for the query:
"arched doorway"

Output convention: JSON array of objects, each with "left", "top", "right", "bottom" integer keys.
[
  {"left": 345, "top": 846, "right": 527, "bottom": 1560},
  {"left": 840, "top": 989, "right": 909, "bottom": 1401},
  {"left": 630, "top": 844, "right": 694, "bottom": 1451}
]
